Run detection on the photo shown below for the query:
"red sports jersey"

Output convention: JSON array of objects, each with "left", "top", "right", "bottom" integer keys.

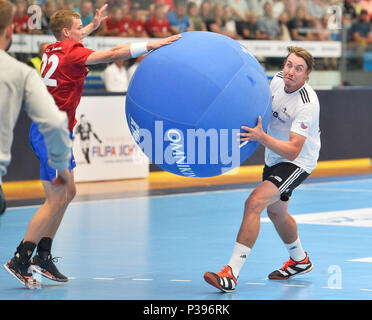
[
  {"left": 121, "top": 17, "right": 132, "bottom": 34},
  {"left": 146, "top": 15, "right": 170, "bottom": 36},
  {"left": 130, "top": 19, "right": 146, "bottom": 34},
  {"left": 13, "top": 14, "right": 29, "bottom": 33},
  {"left": 105, "top": 17, "right": 127, "bottom": 34},
  {"left": 41, "top": 40, "right": 94, "bottom": 130}
]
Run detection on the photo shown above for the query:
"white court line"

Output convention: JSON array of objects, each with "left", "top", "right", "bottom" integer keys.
[
  {"left": 170, "top": 279, "right": 192, "bottom": 282},
  {"left": 94, "top": 277, "right": 115, "bottom": 280},
  {"left": 132, "top": 278, "right": 153, "bottom": 281},
  {"left": 283, "top": 284, "right": 305, "bottom": 287},
  {"left": 246, "top": 282, "right": 266, "bottom": 286},
  {"left": 360, "top": 289, "right": 372, "bottom": 292},
  {"left": 348, "top": 257, "right": 372, "bottom": 263}
]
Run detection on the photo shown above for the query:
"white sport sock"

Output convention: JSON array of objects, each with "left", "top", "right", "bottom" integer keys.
[
  {"left": 285, "top": 236, "right": 306, "bottom": 261},
  {"left": 227, "top": 242, "right": 251, "bottom": 278}
]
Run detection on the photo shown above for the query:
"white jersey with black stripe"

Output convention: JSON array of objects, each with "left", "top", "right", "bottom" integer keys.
[{"left": 265, "top": 72, "right": 321, "bottom": 173}]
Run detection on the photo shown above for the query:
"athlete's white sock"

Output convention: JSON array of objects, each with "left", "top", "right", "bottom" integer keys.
[
  {"left": 227, "top": 242, "right": 251, "bottom": 278},
  {"left": 285, "top": 236, "right": 306, "bottom": 261}
]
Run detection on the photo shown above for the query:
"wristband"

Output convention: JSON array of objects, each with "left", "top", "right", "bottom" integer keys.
[{"left": 130, "top": 42, "right": 148, "bottom": 58}]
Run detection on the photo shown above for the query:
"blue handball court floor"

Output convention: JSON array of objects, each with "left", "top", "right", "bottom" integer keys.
[{"left": 1, "top": 174, "right": 372, "bottom": 301}]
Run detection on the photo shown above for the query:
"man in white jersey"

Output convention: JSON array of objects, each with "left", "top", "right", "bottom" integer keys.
[{"left": 204, "top": 46, "right": 320, "bottom": 292}]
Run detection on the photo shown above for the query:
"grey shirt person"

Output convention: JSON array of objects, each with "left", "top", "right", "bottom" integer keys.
[
  {"left": 0, "top": 49, "right": 72, "bottom": 213},
  {"left": 257, "top": 14, "right": 280, "bottom": 39}
]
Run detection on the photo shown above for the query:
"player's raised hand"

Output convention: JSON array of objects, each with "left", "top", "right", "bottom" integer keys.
[
  {"left": 147, "top": 35, "right": 182, "bottom": 51},
  {"left": 92, "top": 3, "right": 108, "bottom": 30}
]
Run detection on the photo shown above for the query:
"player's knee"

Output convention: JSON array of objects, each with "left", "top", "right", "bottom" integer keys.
[
  {"left": 244, "top": 195, "right": 265, "bottom": 216},
  {"left": 46, "top": 196, "right": 67, "bottom": 213}
]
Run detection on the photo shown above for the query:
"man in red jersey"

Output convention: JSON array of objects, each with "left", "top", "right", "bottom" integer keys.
[
  {"left": 146, "top": 3, "right": 172, "bottom": 38},
  {"left": 4, "top": 4, "right": 180, "bottom": 289}
]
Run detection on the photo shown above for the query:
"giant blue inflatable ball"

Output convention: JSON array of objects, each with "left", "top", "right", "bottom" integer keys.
[{"left": 126, "top": 31, "right": 272, "bottom": 178}]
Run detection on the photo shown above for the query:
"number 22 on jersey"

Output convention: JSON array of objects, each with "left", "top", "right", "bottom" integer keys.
[{"left": 41, "top": 53, "right": 59, "bottom": 87}]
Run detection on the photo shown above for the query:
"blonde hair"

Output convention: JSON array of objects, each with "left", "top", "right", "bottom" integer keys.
[
  {"left": 50, "top": 10, "right": 81, "bottom": 39},
  {"left": 0, "top": 0, "right": 14, "bottom": 35},
  {"left": 286, "top": 46, "right": 315, "bottom": 72}
]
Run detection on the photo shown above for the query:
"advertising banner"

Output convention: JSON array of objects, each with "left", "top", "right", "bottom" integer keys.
[{"left": 73, "top": 95, "right": 149, "bottom": 182}]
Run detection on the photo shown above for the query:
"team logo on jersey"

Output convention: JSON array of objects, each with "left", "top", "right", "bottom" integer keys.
[
  {"left": 273, "top": 111, "right": 285, "bottom": 124},
  {"left": 301, "top": 122, "right": 308, "bottom": 130}
]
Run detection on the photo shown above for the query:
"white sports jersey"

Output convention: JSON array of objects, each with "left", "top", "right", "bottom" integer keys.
[{"left": 264, "top": 71, "right": 321, "bottom": 173}]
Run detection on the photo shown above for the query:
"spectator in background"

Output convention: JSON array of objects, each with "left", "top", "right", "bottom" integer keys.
[
  {"left": 284, "top": 0, "right": 297, "bottom": 19},
  {"left": 13, "top": 0, "right": 29, "bottom": 34},
  {"left": 102, "top": 60, "right": 130, "bottom": 92},
  {"left": 317, "top": 13, "right": 338, "bottom": 70},
  {"left": 209, "top": 4, "right": 242, "bottom": 39},
  {"left": 343, "top": 0, "right": 357, "bottom": 27},
  {"left": 360, "top": 0, "right": 372, "bottom": 21},
  {"left": 120, "top": 1, "right": 134, "bottom": 36},
  {"left": 121, "top": 1, "right": 131, "bottom": 20},
  {"left": 271, "top": 0, "right": 285, "bottom": 19},
  {"left": 227, "top": 0, "right": 250, "bottom": 23},
  {"left": 40, "top": 0, "right": 57, "bottom": 34},
  {"left": 208, "top": 4, "right": 227, "bottom": 35},
  {"left": 129, "top": 3, "right": 149, "bottom": 37},
  {"left": 347, "top": 9, "right": 372, "bottom": 64},
  {"left": 187, "top": 1, "right": 207, "bottom": 31},
  {"left": 153, "top": 0, "right": 175, "bottom": 14},
  {"left": 96, "top": 6, "right": 127, "bottom": 36},
  {"left": 74, "top": 0, "right": 94, "bottom": 27},
  {"left": 146, "top": 3, "right": 172, "bottom": 37},
  {"left": 288, "top": 6, "right": 314, "bottom": 40},
  {"left": 248, "top": 0, "right": 268, "bottom": 16},
  {"left": 240, "top": 12, "right": 266, "bottom": 39},
  {"left": 27, "top": 42, "right": 49, "bottom": 74},
  {"left": 167, "top": 1, "right": 193, "bottom": 34},
  {"left": 94, "top": 0, "right": 108, "bottom": 11},
  {"left": 64, "top": 0, "right": 75, "bottom": 11},
  {"left": 304, "top": 0, "right": 326, "bottom": 27},
  {"left": 200, "top": 1, "right": 212, "bottom": 24},
  {"left": 224, "top": 5, "right": 242, "bottom": 39},
  {"left": 278, "top": 11, "right": 291, "bottom": 41},
  {"left": 135, "top": 0, "right": 152, "bottom": 17},
  {"left": 106, "top": 0, "right": 123, "bottom": 10},
  {"left": 257, "top": 2, "right": 281, "bottom": 40}
]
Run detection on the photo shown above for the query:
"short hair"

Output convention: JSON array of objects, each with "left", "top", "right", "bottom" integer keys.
[
  {"left": 50, "top": 10, "right": 81, "bottom": 39},
  {"left": 0, "top": 0, "right": 15, "bottom": 35},
  {"left": 286, "top": 46, "right": 315, "bottom": 72}
]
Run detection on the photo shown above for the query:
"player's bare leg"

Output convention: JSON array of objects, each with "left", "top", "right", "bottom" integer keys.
[
  {"left": 28, "top": 170, "right": 76, "bottom": 282},
  {"left": 266, "top": 200, "right": 313, "bottom": 280}
]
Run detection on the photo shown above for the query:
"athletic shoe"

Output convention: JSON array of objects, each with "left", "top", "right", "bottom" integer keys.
[
  {"left": 3, "top": 257, "right": 41, "bottom": 289},
  {"left": 268, "top": 253, "right": 313, "bottom": 280},
  {"left": 30, "top": 253, "right": 68, "bottom": 282},
  {"left": 204, "top": 265, "right": 237, "bottom": 293}
]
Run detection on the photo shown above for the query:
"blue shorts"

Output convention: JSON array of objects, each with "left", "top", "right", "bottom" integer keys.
[{"left": 30, "top": 122, "right": 76, "bottom": 181}]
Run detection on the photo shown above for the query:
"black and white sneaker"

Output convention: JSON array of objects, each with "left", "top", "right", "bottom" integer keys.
[
  {"left": 204, "top": 265, "right": 237, "bottom": 293},
  {"left": 268, "top": 253, "right": 313, "bottom": 280},
  {"left": 4, "top": 256, "right": 41, "bottom": 289},
  {"left": 30, "top": 253, "right": 68, "bottom": 282}
]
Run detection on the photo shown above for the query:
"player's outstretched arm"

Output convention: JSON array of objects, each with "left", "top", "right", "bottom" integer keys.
[{"left": 85, "top": 34, "right": 181, "bottom": 65}]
